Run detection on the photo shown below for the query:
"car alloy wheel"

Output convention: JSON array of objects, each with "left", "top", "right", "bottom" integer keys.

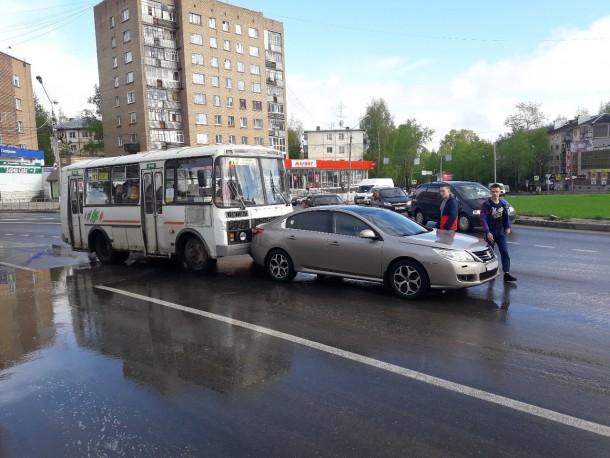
[
  {"left": 414, "top": 210, "right": 426, "bottom": 226},
  {"left": 458, "top": 213, "right": 473, "bottom": 232},
  {"left": 388, "top": 260, "right": 429, "bottom": 299},
  {"left": 266, "top": 249, "right": 297, "bottom": 282}
]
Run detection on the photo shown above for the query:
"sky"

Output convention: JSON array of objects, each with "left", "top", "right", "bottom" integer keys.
[{"left": 2, "top": 0, "right": 610, "bottom": 150}]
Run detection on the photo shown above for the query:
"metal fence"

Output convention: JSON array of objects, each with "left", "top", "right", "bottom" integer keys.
[{"left": 0, "top": 198, "right": 60, "bottom": 212}]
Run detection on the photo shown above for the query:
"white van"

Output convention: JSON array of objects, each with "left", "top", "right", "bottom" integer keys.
[{"left": 354, "top": 178, "right": 394, "bottom": 204}]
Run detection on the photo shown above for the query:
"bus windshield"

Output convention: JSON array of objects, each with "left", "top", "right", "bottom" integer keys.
[{"left": 214, "top": 156, "right": 288, "bottom": 208}]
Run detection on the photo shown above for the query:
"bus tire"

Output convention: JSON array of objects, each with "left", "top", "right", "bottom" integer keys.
[
  {"left": 94, "top": 233, "right": 123, "bottom": 264},
  {"left": 183, "top": 236, "right": 215, "bottom": 274}
]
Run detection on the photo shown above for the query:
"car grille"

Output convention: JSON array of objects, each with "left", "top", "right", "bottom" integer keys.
[
  {"left": 472, "top": 246, "right": 496, "bottom": 262},
  {"left": 480, "top": 268, "right": 498, "bottom": 281}
]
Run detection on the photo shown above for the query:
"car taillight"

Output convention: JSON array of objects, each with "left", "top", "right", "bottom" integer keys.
[{"left": 252, "top": 228, "right": 264, "bottom": 237}]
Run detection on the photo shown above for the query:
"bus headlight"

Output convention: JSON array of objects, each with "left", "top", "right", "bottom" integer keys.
[{"left": 239, "top": 231, "right": 248, "bottom": 242}]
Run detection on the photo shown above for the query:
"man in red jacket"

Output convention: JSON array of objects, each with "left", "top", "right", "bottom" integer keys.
[{"left": 435, "top": 183, "right": 458, "bottom": 231}]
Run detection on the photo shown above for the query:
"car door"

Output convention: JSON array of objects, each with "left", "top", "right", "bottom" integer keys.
[
  {"left": 423, "top": 185, "right": 442, "bottom": 221},
  {"left": 283, "top": 211, "right": 332, "bottom": 270},
  {"left": 325, "top": 212, "right": 384, "bottom": 278}
]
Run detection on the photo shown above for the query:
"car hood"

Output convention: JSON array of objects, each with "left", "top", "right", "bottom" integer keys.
[{"left": 403, "top": 229, "right": 486, "bottom": 250}]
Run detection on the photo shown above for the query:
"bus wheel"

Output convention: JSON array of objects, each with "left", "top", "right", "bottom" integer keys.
[
  {"left": 95, "top": 233, "right": 120, "bottom": 264},
  {"left": 183, "top": 237, "right": 215, "bottom": 274}
]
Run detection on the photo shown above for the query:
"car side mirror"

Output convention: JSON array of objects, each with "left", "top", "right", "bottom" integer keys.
[{"left": 359, "top": 229, "right": 377, "bottom": 239}]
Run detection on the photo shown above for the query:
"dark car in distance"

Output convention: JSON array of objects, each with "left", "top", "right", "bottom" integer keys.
[
  {"left": 300, "top": 193, "right": 345, "bottom": 208},
  {"left": 410, "top": 181, "right": 516, "bottom": 232},
  {"left": 369, "top": 186, "right": 411, "bottom": 214}
]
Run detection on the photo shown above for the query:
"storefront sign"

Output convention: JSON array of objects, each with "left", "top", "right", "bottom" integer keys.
[{"left": 291, "top": 159, "right": 317, "bottom": 168}]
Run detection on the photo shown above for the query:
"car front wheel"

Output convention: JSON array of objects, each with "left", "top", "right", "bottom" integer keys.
[
  {"left": 388, "top": 260, "right": 429, "bottom": 299},
  {"left": 458, "top": 213, "right": 473, "bottom": 232},
  {"left": 266, "top": 249, "right": 297, "bottom": 282},
  {"left": 414, "top": 210, "right": 427, "bottom": 226}
]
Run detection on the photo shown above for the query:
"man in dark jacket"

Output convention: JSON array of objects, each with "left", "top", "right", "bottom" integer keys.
[
  {"left": 435, "top": 183, "right": 458, "bottom": 231},
  {"left": 481, "top": 183, "right": 516, "bottom": 282}
]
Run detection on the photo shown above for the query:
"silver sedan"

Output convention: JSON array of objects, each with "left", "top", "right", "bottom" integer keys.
[{"left": 250, "top": 206, "right": 499, "bottom": 300}]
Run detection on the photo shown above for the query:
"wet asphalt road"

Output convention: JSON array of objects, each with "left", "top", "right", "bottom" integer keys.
[{"left": 0, "top": 212, "right": 609, "bottom": 456}]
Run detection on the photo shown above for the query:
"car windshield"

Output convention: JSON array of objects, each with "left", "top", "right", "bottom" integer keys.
[
  {"left": 455, "top": 183, "right": 490, "bottom": 200},
  {"left": 358, "top": 208, "right": 428, "bottom": 236},
  {"left": 380, "top": 188, "right": 407, "bottom": 198},
  {"left": 357, "top": 185, "right": 374, "bottom": 192},
  {"left": 313, "top": 195, "right": 344, "bottom": 205}
]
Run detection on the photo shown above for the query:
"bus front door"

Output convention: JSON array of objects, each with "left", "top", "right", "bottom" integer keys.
[
  {"left": 142, "top": 170, "right": 166, "bottom": 255},
  {"left": 67, "top": 177, "right": 84, "bottom": 248}
]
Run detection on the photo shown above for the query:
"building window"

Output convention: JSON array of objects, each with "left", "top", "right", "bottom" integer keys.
[
  {"left": 222, "top": 21, "right": 229, "bottom": 32},
  {"left": 123, "top": 30, "right": 131, "bottom": 42},
  {"left": 249, "top": 46, "right": 259, "bottom": 57},
  {"left": 250, "top": 64, "right": 260, "bottom": 75},
  {"left": 208, "top": 17, "right": 216, "bottom": 28},
  {"left": 254, "top": 137, "right": 264, "bottom": 146},
  {"left": 117, "top": 115, "right": 122, "bottom": 126},
  {"left": 214, "top": 115, "right": 222, "bottom": 126},
  {"left": 191, "top": 33, "right": 203, "bottom": 45},
  {"left": 121, "top": 8, "right": 129, "bottom": 22},
  {"left": 194, "top": 93, "right": 206, "bottom": 104},
  {"left": 254, "top": 119, "right": 263, "bottom": 129},
  {"left": 339, "top": 146, "right": 346, "bottom": 154},
  {"left": 193, "top": 73, "right": 205, "bottom": 85},
  {"left": 69, "top": 131, "right": 76, "bottom": 139},
  {"left": 82, "top": 131, "right": 90, "bottom": 138},
  {"left": 129, "top": 112, "right": 136, "bottom": 124},
  {"left": 130, "top": 133, "right": 138, "bottom": 143},
  {"left": 114, "top": 76, "right": 119, "bottom": 88},
  {"left": 111, "top": 36, "right": 116, "bottom": 48},
  {"left": 110, "top": 16, "right": 115, "bottom": 28},
  {"left": 241, "top": 136, "right": 248, "bottom": 145},
  {"left": 235, "top": 42, "right": 243, "bottom": 54},
  {"left": 213, "top": 95, "right": 221, "bottom": 106},
  {"left": 240, "top": 117, "right": 247, "bottom": 128},
  {"left": 235, "top": 24, "right": 242, "bottom": 35},
  {"left": 70, "top": 144, "right": 77, "bottom": 153},
  {"left": 115, "top": 96, "right": 120, "bottom": 107},
  {"left": 339, "top": 133, "right": 345, "bottom": 140},
  {"left": 211, "top": 76, "right": 220, "bottom": 87},
  {"left": 239, "top": 99, "right": 246, "bottom": 109},
  {"left": 124, "top": 51, "right": 132, "bottom": 63},
  {"left": 112, "top": 56, "right": 118, "bottom": 68},
  {"left": 127, "top": 91, "right": 135, "bottom": 103},
  {"left": 251, "top": 82, "right": 261, "bottom": 93},
  {"left": 197, "top": 133, "right": 208, "bottom": 144},
  {"left": 224, "top": 59, "right": 231, "bottom": 70},
  {"left": 228, "top": 116, "right": 235, "bottom": 127},
  {"left": 227, "top": 97, "right": 233, "bottom": 107},
  {"left": 12, "top": 75, "right": 20, "bottom": 87},
  {"left": 236, "top": 61, "right": 244, "bottom": 73},
  {"left": 192, "top": 53, "right": 203, "bottom": 65},
  {"left": 327, "top": 133, "right": 332, "bottom": 140},
  {"left": 189, "top": 13, "right": 201, "bottom": 25},
  {"left": 225, "top": 78, "right": 232, "bottom": 88},
  {"left": 248, "top": 27, "right": 258, "bottom": 38},
  {"left": 215, "top": 134, "right": 223, "bottom": 144},
  {"left": 210, "top": 57, "right": 218, "bottom": 68},
  {"left": 126, "top": 71, "right": 134, "bottom": 83},
  {"left": 17, "top": 121, "right": 25, "bottom": 133},
  {"left": 252, "top": 100, "right": 262, "bottom": 111},
  {"left": 237, "top": 80, "right": 245, "bottom": 91},
  {"left": 118, "top": 136, "right": 123, "bottom": 146},
  {"left": 327, "top": 147, "right": 333, "bottom": 154},
  {"left": 15, "top": 98, "right": 22, "bottom": 110},
  {"left": 229, "top": 135, "right": 236, "bottom": 144},
  {"left": 223, "top": 40, "right": 231, "bottom": 51},
  {"left": 210, "top": 37, "right": 217, "bottom": 48},
  {"left": 195, "top": 113, "right": 207, "bottom": 125}
]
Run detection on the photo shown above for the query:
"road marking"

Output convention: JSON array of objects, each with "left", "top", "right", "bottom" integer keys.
[
  {"left": 507, "top": 241, "right": 519, "bottom": 244},
  {"left": 571, "top": 249, "right": 598, "bottom": 253},
  {"left": 533, "top": 244, "right": 555, "bottom": 248},
  {"left": 97, "top": 285, "right": 610, "bottom": 438}
]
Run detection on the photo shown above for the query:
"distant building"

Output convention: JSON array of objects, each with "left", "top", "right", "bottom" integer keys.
[
  {"left": 93, "top": 0, "right": 287, "bottom": 156},
  {"left": 56, "top": 118, "right": 103, "bottom": 159},
  {"left": 547, "top": 114, "right": 610, "bottom": 190},
  {"left": 0, "top": 51, "right": 38, "bottom": 150}
]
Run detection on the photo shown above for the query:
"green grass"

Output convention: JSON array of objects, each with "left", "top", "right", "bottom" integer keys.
[{"left": 505, "top": 193, "right": 610, "bottom": 219}]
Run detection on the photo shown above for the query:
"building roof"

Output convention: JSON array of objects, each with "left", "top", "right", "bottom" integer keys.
[{"left": 56, "top": 118, "right": 87, "bottom": 130}]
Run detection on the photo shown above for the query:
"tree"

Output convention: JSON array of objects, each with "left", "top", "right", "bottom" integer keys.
[
  {"left": 438, "top": 129, "right": 492, "bottom": 183},
  {"left": 385, "top": 119, "right": 433, "bottom": 188},
  {"left": 361, "top": 98, "right": 394, "bottom": 177},
  {"left": 287, "top": 116, "right": 303, "bottom": 159},
  {"left": 34, "top": 95, "right": 55, "bottom": 166},
  {"left": 504, "top": 102, "right": 545, "bottom": 133},
  {"left": 599, "top": 100, "right": 610, "bottom": 114},
  {"left": 80, "top": 84, "right": 104, "bottom": 156}
]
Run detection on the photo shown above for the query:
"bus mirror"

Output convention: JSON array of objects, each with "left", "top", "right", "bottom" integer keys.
[{"left": 197, "top": 170, "right": 208, "bottom": 187}]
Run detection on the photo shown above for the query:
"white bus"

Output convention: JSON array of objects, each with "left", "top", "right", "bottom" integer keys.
[{"left": 60, "top": 145, "right": 292, "bottom": 273}]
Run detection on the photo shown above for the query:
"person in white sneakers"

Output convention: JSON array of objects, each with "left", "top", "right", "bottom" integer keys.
[{"left": 480, "top": 183, "right": 516, "bottom": 282}]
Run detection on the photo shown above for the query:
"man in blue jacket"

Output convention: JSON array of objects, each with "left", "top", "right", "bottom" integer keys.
[
  {"left": 481, "top": 183, "right": 516, "bottom": 282},
  {"left": 435, "top": 183, "right": 458, "bottom": 231}
]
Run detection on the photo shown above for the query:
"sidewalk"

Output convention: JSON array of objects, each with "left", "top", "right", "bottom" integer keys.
[{"left": 514, "top": 216, "right": 610, "bottom": 232}]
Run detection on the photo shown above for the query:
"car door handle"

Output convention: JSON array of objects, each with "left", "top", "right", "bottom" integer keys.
[
  {"left": 287, "top": 235, "right": 296, "bottom": 240},
  {"left": 329, "top": 241, "right": 340, "bottom": 246}
]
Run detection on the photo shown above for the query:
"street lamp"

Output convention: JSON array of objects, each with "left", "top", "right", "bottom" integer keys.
[
  {"left": 35, "top": 76, "right": 61, "bottom": 184},
  {"left": 347, "top": 116, "right": 368, "bottom": 196}
]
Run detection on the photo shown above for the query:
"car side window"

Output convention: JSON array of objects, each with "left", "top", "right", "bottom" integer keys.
[
  {"left": 425, "top": 187, "right": 440, "bottom": 200},
  {"left": 286, "top": 211, "right": 332, "bottom": 233},
  {"left": 333, "top": 213, "right": 371, "bottom": 237}
]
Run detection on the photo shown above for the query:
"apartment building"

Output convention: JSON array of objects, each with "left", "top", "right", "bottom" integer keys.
[
  {"left": 94, "top": 0, "right": 287, "bottom": 157},
  {"left": 56, "top": 118, "right": 103, "bottom": 159},
  {"left": 0, "top": 52, "right": 38, "bottom": 150}
]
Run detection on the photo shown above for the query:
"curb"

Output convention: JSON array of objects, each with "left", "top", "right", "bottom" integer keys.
[{"left": 514, "top": 217, "right": 610, "bottom": 232}]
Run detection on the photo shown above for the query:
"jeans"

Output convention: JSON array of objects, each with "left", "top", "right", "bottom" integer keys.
[{"left": 490, "top": 232, "right": 510, "bottom": 273}]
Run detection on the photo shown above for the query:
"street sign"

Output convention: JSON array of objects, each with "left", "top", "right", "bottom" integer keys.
[
  {"left": 546, "top": 174, "right": 551, "bottom": 179},
  {"left": 421, "top": 170, "right": 432, "bottom": 175},
  {"left": 534, "top": 175, "right": 539, "bottom": 180}
]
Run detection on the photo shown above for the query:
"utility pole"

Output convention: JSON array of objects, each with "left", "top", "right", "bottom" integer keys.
[{"left": 36, "top": 76, "right": 61, "bottom": 192}]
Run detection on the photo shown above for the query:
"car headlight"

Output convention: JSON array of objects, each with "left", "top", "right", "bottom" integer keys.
[
  {"left": 472, "top": 209, "right": 480, "bottom": 215},
  {"left": 432, "top": 248, "right": 475, "bottom": 262},
  {"left": 383, "top": 202, "right": 392, "bottom": 206},
  {"left": 509, "top": 206, "right": 515, "bottom": 213}
]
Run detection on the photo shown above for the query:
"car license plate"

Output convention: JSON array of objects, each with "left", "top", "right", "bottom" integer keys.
[
  {"left": 486, "top": 259, "right": 499, "bottom": 271},
  {"left": 395, "top": 206, "right": 405, "bottom": 210}
]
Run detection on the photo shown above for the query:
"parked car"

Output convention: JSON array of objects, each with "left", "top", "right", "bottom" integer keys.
[
  {"left": 251, "top": 206, "right": 499, "bottom": 300},
  {"left": 300, "top": 193, "right": 345, "bottom": 208},
  {"left": 410, "top": 181, "right": 516, "bottom": 232},
  {"left": 354, "top": 178, "right": 394, "bottom": 204},
  {"left": 290, "top": 189, "right": 309, "bottom": 206},
  {"left": 369, "top": 186, "right": 411, "bottom": 214},
  {"left": 488, "top": 183, "right": 507, "bottom": 195}
]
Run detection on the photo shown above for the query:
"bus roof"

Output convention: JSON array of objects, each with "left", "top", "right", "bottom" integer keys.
[{"left": 62, "top": 145, "right": 284, "bottom": 171}]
